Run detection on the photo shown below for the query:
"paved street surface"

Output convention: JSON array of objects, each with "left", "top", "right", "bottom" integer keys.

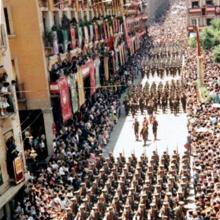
[
  {"left": 104, "top": 109, "right": 188, "bottom": 159},
  {"left": 104, "top": 73, "right": 189, "bottom": 159}
]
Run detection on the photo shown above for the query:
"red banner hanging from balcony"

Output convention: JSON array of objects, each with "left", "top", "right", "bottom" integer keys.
[
  {"left": 124, "top": 19, "right": 131, "bottom": 48},
  {"left": 58, "top": 76, "right": 72, "bottom": 122},
  {"left": 89, "top": 62, "right": 96, "bottom": 96},
  {"left": 13, "top": 155, "right": 25, "bottom": 184},
  {"left": 94, "top": 24, "right": 99, "bottom": 41},
  {"left": 70, "top": 26, "right": 76, "bottom": 49},
  {"left": 52, "top": 31, "right": 59, "bottom": 55},
  {"left": 81, "top": 60, "right": 96, "bottom": 96},
  {"left": 103, "top": 21, "right": 108, "bottom": 41},
  {"left": 84, "top": 26, "right": 89, "bottom": 45}
]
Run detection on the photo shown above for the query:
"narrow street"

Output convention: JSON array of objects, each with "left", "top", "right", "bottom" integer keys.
[
  {"left": 5, "top": 0, "right": 220, "bottom": 219},
  {"left": 104, "top": 0, "right": 189, "bottom": 159}
]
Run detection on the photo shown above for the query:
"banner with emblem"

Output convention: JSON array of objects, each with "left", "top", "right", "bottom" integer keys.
[
  {"left": 89, "top": 24, "right": 94, "bottom": 42},
  {"left": 70, "top": 26, "right": 76, "bottom": 49},
  {"left": 52, "top": 31, "right": 59, "bottom": 55},
  {"left": 83, "top": 25, "right": 89, "bottom": 45},
  {"left": 114, "top": 48, "right": 119, "bottom": 71},
  {"left": 94, "top": 58, "right": 101, "bottom": 88},
  {"left": 122, "top": 43, "right": 125, "bottom": 64},
  {"left": 94, "top": 24, "right": 99, "bottom": 41},
  {"left": 62, "top": 29, "right": 68, "bottom": 52},
  {"left": 89, "top": 61, "right": 96, "bottom": 95},
  {"left": 103, "top": 21, "right": 108, "bottom": 40},
  {"left": 81, "top": 61, "right": 96, "bottom": 95},
  {"left": 76, "top": 71, "right": 85, "bottom": 107},
  {"left": 13, "top": 155, "right": 25, "bottom": 184},
  {"left": 69, "top": 75, "right": 78, "bottom": 113},
  {"left": 58, "top": 76, "right": 72, "bottom": 122},
  {"left": 118, "top": 45, "right": 123, "bottom": 66},
  {"left": 111, "top": 51, "right": 116, "bottom": 73},
  {"left": 77, "top": 26, "right": 83, "bottom": 48},
  {"left": 104, "top": 56, "right": 109, "bottom": 81}
]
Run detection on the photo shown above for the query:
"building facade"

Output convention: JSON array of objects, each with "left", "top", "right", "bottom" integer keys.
[
  {"left": 0, "top": 0, "right": 27, "bottom": 219},
  {"left": 187, "top": 0, "right": 220, "bottom": 32},
  {"left": 3, "top": 0, "right": 54, "bottom": 157},
  {"left": 2, "top": 0, "right": 147, "bottom": 160}
]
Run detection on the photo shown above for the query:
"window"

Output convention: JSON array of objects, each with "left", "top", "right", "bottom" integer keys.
[
  {"left": 4, "top": 8, "right": 11, "bottom": 35},
  {"left": 192, "top": 1, "right": 199, "bottom": 8},
  {"left": 3, "top": 6, "right": 14, "bottom": 36},
  {"left": 191, "top": 18, "right": 197, "bottom": 26},
  {"left": 206, "top": 0, "right": 213, "bottom": 6},
  {"left": 207, "top": 18, "right": 213, "bottom": 26}
]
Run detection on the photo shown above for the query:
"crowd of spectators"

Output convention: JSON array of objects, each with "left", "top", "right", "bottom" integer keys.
[
  {"left": 14, "top": 0, "right": 220, "bottom": 219},
  {"left": 13, "top": 35, "right": 151, "bottom": 219}
]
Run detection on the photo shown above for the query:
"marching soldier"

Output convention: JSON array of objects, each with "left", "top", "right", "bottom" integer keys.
[
  {"left": 140, "top": 124, "right": 148, "bottom": 146},
  {"left": 152, "top": 118, "right": 158, "bottom": 141},
  {"left": 180, "top": 93, "right": 187, "bottom": 113},
  {"left": 133, "top": 118, "right": 140, "bottom": 141}
]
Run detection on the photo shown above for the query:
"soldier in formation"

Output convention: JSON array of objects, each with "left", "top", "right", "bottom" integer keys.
[{"left": 126, "top": 80, "right": 187, "bottom": 116}]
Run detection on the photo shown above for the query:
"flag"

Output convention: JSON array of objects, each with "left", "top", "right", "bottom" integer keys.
[
  {"left": 69, "top": 75, "right": 78, "bottom": 113},
  {"left": 119, "top": 45, "right": 123, "bottom": 66},
  {"left": 83, "top": 25, "right": 89, "bottom": 44},
  {"left": 103, "top": 21, "right": 108, "bottom": 40},
  {"left": 62, "top": 29, "right": 68, "bottom": 52},
  {"left": 104, "top": 56, "right": 109, "bottom": 81},
  {"left": 70, "top": 26, "right": 76, "bottom": 49},
  {"left": 89, "top": 62, "right": 96, "bottom": 96},
  {"left": 76, "top": 71, "right": 85, "bottom": 107},
  {"left": 77, "top": 25, "right": 83, "bottom": 48},
  {"left": 58, "top": 76, "right": 73, "bottom": 122},
  {"left": 94, "top": 58, "right": 101, "bottom": 88},
  {"left": 52, "top": 31, "right": 59, "bottom": 55},
  {"left": 94, "top": 24, "right": 99, "bottom": 41},
  {"left": 89, "top": 24, "right": 94, "bottom": 42}
]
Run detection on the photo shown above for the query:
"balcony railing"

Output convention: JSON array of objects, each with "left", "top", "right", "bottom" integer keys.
[{"left": 0, "top": 91, "right": 15, "bottom": 119}]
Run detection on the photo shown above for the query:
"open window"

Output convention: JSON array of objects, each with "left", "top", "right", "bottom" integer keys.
[
  {"left": 192, "top": 1, "right": 199, "bottom": 8},
  {"left": 207, "top": 18, "right": 213, "bottom": 26},
  {"left": 206, "top": 0, "right": 213, "bottom": 6}
]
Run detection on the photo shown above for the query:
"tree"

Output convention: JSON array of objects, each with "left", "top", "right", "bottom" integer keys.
[
  {"left": 200, "top": 26, "right": 216, "bottom": 49},
  {"left": 213, "top": 44, "right": 220, "bottom": 63},
  {"left": 188, "top": 36, "right": 196, "bottom": 48}
]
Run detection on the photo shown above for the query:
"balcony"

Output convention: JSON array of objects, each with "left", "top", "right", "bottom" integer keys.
[
  {"left": 188, "top": 8, "right": 202, "bottom": 14},
  {"left": 0, "top": 91, "right": 15, "bottom": 119}
]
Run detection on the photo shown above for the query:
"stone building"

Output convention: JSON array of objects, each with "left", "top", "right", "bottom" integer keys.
[
  {"left": 187, "top": 0, "right": 220, "bottom": 33},
  {"left": 0, "top": 0, "right": 27, "bottom": 219}
]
